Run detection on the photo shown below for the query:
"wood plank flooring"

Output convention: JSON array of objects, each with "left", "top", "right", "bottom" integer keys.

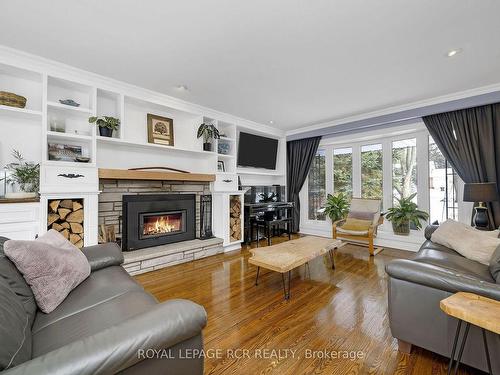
[{"left": 135, "top": 235, "right": 484, "bottom": 375}]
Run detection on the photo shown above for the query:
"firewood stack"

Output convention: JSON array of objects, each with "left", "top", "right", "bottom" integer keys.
[
  {"left": 229, "top": 196, "right": 241, "bottom": 241},
  {"left": 47, "top": 199, "right": 84, "bottom": 249}
]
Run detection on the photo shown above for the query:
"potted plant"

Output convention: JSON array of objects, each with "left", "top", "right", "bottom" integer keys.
[
  {"left": 3, "top": 150, "right": 40, "bottom": 199},
  {"left": 385, "top": 193, "right": 429, "bottom": 235},
  {"left": 89, "top": 116, "right": 120, "bottom": 137},
  {"left": 323, "top": 192, "right": 350, "bottom": 222},
  {"left": 197, "top": 123, "right": 220, "bottom": 151}
]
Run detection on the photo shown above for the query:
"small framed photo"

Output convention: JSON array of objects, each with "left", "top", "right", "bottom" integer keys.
[
  {"left": 217, "top": 160, "right": 225, "bottom": 172},
  {"left": 147, "top": 114, "right": 174, "bottom": 146}
]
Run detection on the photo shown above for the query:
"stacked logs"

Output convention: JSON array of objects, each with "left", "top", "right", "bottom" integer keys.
[
  {"left": 47, "top": 199, "right": 84, "bottom": 248},
  {"left": 229, "top": 196, "right": 242, "bottom": 241}
]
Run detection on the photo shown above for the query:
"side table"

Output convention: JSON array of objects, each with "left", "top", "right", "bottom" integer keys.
[{"left": 440, "top": 292, "right": 500, "bottom": 375}]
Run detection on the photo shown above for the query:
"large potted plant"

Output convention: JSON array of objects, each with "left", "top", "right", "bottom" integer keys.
[
  {"left": 385, "top": 193, "right": 429, "bottom": 235},
  {"left": 323, "top": 192, "right": 350, "bottom": 222},
  {"left": 3, "top": 150, "right": 40, "bottom": 199},
  {"left": 89, "top": 116, "right": 120, "bottom": 137},
  {"left": 197, "top": 123, "right": 220, "bottom": 151}
]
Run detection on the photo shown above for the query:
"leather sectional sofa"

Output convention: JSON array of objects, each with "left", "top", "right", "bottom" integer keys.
[
  {"left": 0, "top": 237, "right": 207, "bottom": 375},
  {"left": 386, "top": 225, "right": 500, "bottom": 373}
]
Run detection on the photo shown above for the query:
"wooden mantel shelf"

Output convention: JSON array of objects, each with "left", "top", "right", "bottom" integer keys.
[{"left": 98, "top": 168, "right": 216, "bottom": 182}]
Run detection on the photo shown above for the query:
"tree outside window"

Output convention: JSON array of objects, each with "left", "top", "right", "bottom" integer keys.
[
  {"left": 308, "top": 149, "right": 326, "bottom": 220},
  {"left": 392, "top": 138, "right": 417, "bottom": 204},
  {"left": 361, "top": 144, "right": 383, "bottom": 201},
  {"left": 333, "top": 147, "right": 353, "bottom": 198}
]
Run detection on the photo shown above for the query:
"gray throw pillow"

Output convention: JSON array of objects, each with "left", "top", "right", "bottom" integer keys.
[
  {"left": 0, "top": 277, "right": 32, "bottom": 370},
  {"left": 4, "top": 230, "right": 90, "bottom": 313},
  {"left": 489, "top": 245, "right": 500, "bottom": 283}
]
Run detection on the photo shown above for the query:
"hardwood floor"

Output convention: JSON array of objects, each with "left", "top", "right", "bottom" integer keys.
[{"left": 135, "top": 235, "right": 483, "bottom": 375}]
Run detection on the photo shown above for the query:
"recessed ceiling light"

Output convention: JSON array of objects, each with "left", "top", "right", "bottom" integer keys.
[
  {"left": 269, "top": 120, "right": 274, "bottom": 125},
  {"left": 175, "top": 85, "right": 189, "bottom": 91},
  {"left": 446, "top": 48, "right": 462, "bottom": 57}
]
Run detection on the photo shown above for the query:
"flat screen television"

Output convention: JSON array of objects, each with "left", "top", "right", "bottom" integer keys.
[{"left": 237, "top": 132, "right": 278, "bottom": 170}]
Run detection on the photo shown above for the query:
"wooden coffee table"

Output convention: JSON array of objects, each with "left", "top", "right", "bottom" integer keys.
[{"left": 249, "top": 236, "right": 344, "bottom": 300}]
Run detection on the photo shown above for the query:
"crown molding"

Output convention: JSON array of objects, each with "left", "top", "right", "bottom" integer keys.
[{"left": 0, "top": 44, "right": 284, "bottom": 137}]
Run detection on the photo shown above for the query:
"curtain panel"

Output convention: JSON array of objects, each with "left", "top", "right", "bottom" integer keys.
[
  {"left": 423, "top": 103, "right": 500, "bottom": 228},
  {"left": 287, "top": 136, "right": 322, "bottom": 232}
]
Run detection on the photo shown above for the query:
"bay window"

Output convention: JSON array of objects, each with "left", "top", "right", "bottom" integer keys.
[
  {"left": 392, "top": 138, "right": 417, "bottom": 204},
  {"left": 333, "top": 147, "right": 353, "bottom": 198},
  {"left": 361, "top": 144, "right": 383, "bottom": 201}
]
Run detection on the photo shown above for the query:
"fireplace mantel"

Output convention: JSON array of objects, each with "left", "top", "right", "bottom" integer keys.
[{"left": 98, "top": 168, "right": 216, "bottom": 182}]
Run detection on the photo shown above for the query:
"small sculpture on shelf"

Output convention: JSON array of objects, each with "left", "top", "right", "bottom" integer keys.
[
  {"left": 197, "top": 123, "right": 220, "bottom": 151},
  {"left": 89, "top": 116, "right": 120, "bottom": 137},
  {"left": 2, "top": 150, "right": 39, "bottom": 199}
]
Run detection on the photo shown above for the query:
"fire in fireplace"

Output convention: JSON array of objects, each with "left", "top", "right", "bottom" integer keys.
[
  {"left": 122, "top": 194, "right": 195, "bottom": 251},
  {"left": 141, "top": 211, "right": 184, "bottom": 238}
]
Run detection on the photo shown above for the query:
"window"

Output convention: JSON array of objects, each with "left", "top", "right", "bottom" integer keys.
[
  {"left": 429, "top": 137, "right": 458, "bottom": 223},
  {"left": 392, "top": 138, "right": 417, "bottom": 204},
  {"left": 361, "top": 144, "right": 383, "bottom": 200},
  {"left": 308, "top": 149, "right": 326, "bottom": 220},
  {"left": 333, "top": 147, "right": 353, "bottom": 197}
]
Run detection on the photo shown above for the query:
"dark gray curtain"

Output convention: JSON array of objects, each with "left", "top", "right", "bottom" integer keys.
[
  {"left": 422, "top": 103, "right": 500, "bottom": 228},
  {"left": 287, "top": 136, "right": 321, "bottom": 232}
]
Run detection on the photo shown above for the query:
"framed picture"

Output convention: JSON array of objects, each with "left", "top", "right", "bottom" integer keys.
[
  {"left": 217, "top": 160, "right": 225, "bottom": 172},
  {"left": 147, "top": 114, "right": 174, "bottom": 146}
]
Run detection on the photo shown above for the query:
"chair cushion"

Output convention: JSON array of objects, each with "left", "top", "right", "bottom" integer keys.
[
  {"left": 341, "top": 218, "right": 372, "bottom": 232},
  {"left": 0, "top": 277, "right": 32, "bottom": 370},
  {"left": 4, "top": 230, "right": 91, "bottom": 313},
  {"left": 337, "top": 227, "right": 369, "bottom": 236},
  {"left": 32, "top": 290, "right": 157, "bottom": 357},
  {"left": 0, "top": 237, "right": 37, "bottom": 325},
  {"left": 32, "top": 266, "right": 144, "bottom": 333}
]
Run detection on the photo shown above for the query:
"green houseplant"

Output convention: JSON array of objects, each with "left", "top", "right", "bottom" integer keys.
[
  {"left": 3, "top": 150, "right": 40, "bottom": 198},
  {"left": 385, "top": 193, "right": 429, "bottom": 235},
  {"left": 89, "top": 116, "right": 120, "bottom": 137},
  {"left": 197, "top": 123, "right": 220, "bottom": 151},
  {"left": 323, "top": 192, "right": 350, "bottom": 222}
]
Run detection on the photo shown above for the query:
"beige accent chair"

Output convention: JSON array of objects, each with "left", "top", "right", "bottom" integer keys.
[{"left": 332, "top": 198, "right": 384, "bottom": 256}]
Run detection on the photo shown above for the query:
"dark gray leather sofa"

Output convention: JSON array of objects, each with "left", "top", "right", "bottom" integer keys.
[
  {"left": 386, "top": 225, "right": 500, "bottom": 373},
  {"left": 0, "top": 237, "right": 207, "bottom": 375}
]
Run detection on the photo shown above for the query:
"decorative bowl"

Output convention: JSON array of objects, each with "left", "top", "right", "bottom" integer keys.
[
  {"left": 75, "top": 156, "right": 91, "bottom": 163},
  {"left": 59, "top": 99, "right": 80, "bottom": 107}
]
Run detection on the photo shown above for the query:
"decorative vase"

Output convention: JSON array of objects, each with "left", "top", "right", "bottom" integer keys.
[
  {"left": 203, "top": 142, "right": 212, "bottom": 151},
  {"left": 99, "top": 127, "right": 113, "bottom": 137},
  {"left": 392, "top": 221, "right": 410, "bottom": 235}
]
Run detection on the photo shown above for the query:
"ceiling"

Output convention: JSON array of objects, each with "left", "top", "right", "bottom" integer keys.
[{"left": 1, "top": 0, "right": 500, "bottom": 131}]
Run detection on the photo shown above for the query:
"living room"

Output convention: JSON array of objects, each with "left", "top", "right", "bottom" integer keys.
[{"left": 1, "top": 1, "right": 499, "bottom": 375}]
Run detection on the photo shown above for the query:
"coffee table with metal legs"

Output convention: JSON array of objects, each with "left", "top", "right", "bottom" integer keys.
[{"left": 249, "top": 236, "right": 344, "bottom": 300}]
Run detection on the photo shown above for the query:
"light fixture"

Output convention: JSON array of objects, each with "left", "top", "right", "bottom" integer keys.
[
  {"left": 175, "top": 85, "right": 189, "bottom": 91},
  {"left": 446, "top": 48, "right": 462, "bottom": 57},
  {"left": 269, "top": 120, "right": 274, "bottom": 125}
]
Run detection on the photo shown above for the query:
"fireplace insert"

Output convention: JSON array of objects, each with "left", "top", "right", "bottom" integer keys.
[{"left": 122, "top": 194, "right": 195, "bottom": 251}]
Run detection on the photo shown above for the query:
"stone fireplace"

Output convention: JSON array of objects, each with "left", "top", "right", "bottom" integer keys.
[{"left": 122, "top": 194, "right": 196, "bottom": 251}]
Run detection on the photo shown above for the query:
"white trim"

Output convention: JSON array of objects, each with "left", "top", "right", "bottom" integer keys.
[{"left": 286, "top": 82, "right": 500, "bottom": 136}]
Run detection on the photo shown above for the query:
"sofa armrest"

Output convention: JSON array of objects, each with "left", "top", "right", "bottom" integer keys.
[
  {"left": 424, "top": 224, "right": 439, "bottom": 240},
  {"left": 82, "top": 242, "right": 124, "bottom": 271},
  {"left": 4, "top": 299, "right": 207, "bottom": 375},
  {"left": 386, "top": 259, "right": 500, "bottom": 301}
]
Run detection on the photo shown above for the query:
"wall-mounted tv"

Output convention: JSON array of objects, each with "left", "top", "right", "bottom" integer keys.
[{"left": 237, "top": 132, "right": 278, "bottom": 170}]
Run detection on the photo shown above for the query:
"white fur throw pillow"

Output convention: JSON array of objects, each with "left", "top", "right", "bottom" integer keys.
[
  {"left": 4, "top": 230, "right": 90, "bottom": 313},
  {"left": 431, "top": 220, "right": 500, "bottom": 265}
]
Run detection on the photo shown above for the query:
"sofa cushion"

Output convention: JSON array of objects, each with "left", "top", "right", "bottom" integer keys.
[
  {"left": 4, "top": 230, "right": 91, "bottom": 313},
  {"left": 431, "top": 220, "right": 500, "bottom": 265},
  {"left": 490, "top": 246, "right": 500, "bottom": 283},
  {"left": 414, "top": 248, "right": 495, "bottom": 283},
  {"left": 0, "top": 277, "right": 32, "bottom": 370},
  {"left": 32, "top": 265, "right": 144, "bottom": 333},
  {"left": 32, "top": 290, "right": 157, "bottom": 357},
  {"left": 0, "top": 237, "right": 37, "bottom": 325}
]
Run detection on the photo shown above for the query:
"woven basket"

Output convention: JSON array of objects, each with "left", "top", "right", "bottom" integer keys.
[{"left": 0, "top": 91, "right": 27, "bottom": 108}]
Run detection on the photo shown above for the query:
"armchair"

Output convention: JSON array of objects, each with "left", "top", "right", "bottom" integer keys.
[{"left": 332, "top": 198, "right": 384, "bottom": 256}]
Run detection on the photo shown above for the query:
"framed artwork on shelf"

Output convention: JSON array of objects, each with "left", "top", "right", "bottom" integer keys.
[
  {"left": 217, "top": 160, "right": 225, "bottom": 172},
  {"left": 48, "top": 143, "right": 83, "bottom": 162},
  {"left": 147, "top": 114, "right": 174, "bottom": 146}
]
